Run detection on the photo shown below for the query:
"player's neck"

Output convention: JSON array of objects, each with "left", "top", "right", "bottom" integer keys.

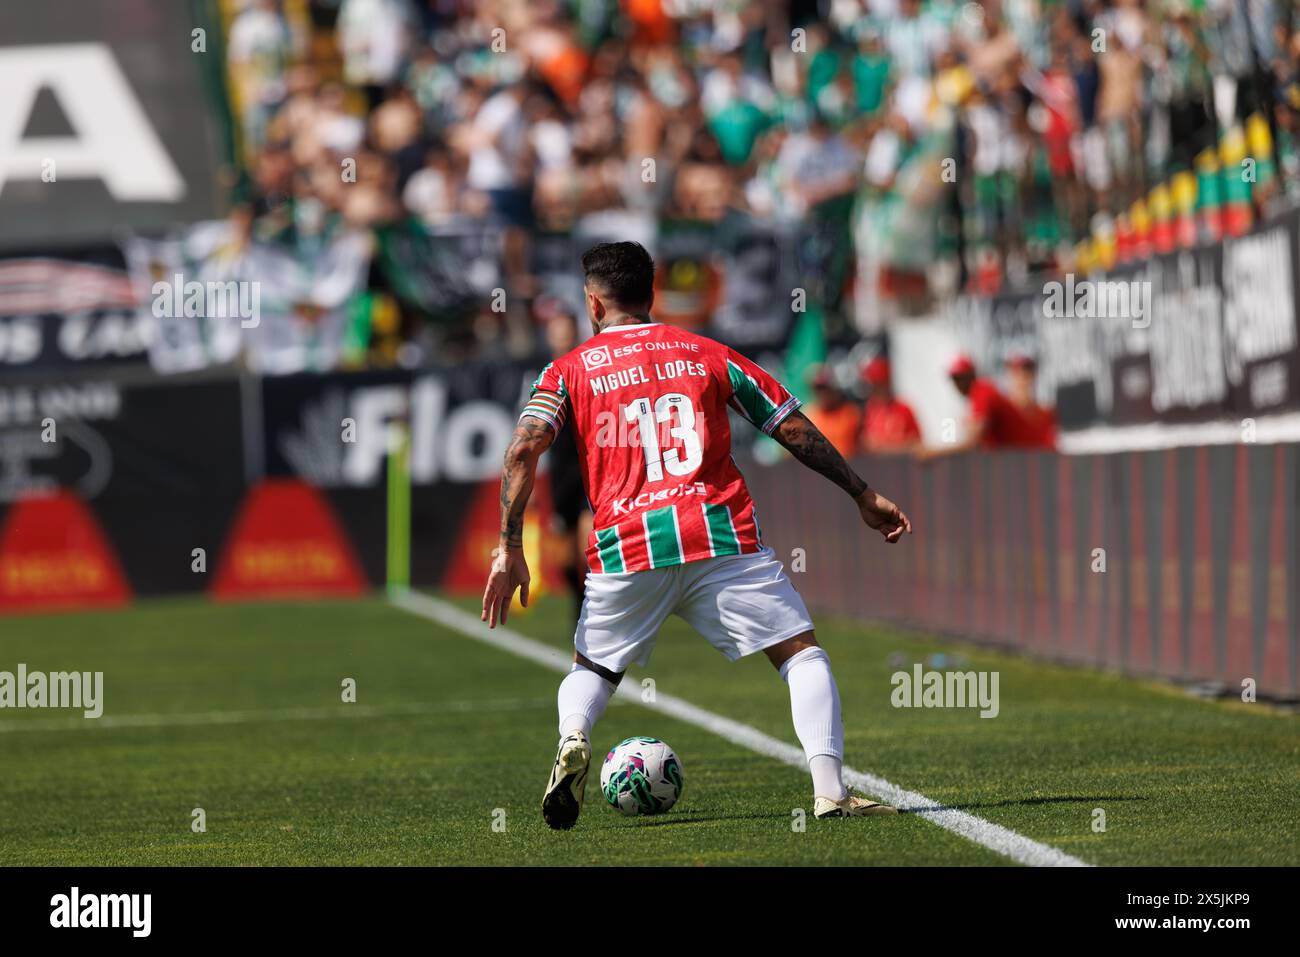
[{"left": 598, "top": 312, "right": 654, "bottom": 333}]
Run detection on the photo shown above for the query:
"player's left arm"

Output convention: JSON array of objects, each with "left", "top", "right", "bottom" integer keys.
[
  {"left": 482, "top": 414, "right": 555, "bottom": 628},
  {"left": 722, "top": 346, "right": 910, "bottom": 542},
  {"left": 772, "top": 410, "right": 912, "bottom": 544}
]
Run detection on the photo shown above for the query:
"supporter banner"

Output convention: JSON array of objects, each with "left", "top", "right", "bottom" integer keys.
[
  {"left": 0, "top": 256, "right": 153, "bottom": 370},
  {"left": 963, "top": 206, "right": 1300, "bottom": 431},
  {"left": 703, "top": 224, "right": 803, "bottom": 352},
  {"left": 123, "top": 222, "right": 372, "bottom": 377},
  {"left": 377, "top": 222, "right": 490, "bottom": 323}
]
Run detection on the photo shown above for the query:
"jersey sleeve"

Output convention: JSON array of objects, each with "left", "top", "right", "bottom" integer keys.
[
  {"left": 519, "top": 360, "right": 569, "bottom": 433},
  {"left": 723, "top": 347, "right": 801, "bottom": 435}
]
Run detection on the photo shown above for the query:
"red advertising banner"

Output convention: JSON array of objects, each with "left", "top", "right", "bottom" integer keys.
[
  {"left": 212, "top": 479, "right": 366, "bottom": 600},
  {"left": 0, "top": 491, "right": 131, "bottom": 613}
]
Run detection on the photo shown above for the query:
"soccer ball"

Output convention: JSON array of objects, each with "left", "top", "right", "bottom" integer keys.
[{"left": 600, "top": 736, "right": 683, "bottom": 816}]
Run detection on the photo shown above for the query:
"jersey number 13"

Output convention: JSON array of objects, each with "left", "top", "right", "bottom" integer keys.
[{"left": 623, "top": 393, "right": 703, "bottom": 482}]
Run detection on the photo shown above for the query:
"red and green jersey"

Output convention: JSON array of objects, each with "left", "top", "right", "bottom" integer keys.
[{"left": 520, "top": 322, "right": 800, "bottom": 573}]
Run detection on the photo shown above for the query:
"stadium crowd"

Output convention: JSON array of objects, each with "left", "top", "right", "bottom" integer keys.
[{"left": 221, "top": 0, "right": 1300, "bottom": 358}]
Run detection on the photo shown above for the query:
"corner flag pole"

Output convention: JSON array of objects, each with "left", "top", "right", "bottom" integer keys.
[{"left": 386, "top": 420, "right": 411, "bottom": 595}]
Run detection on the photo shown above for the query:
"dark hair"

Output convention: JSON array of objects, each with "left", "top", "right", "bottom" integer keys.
[{"left": 581, "top": 241, "right": 656, "bottom": 308}]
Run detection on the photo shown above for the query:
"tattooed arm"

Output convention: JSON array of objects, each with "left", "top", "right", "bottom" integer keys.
[
  {"left": 482, "top": 415, "right": 555, "bottom": 627},
  {"left": 771, "top": 409, "right": 912, "bottom": 543},
  {"left": 772, "top": 409, "right": 869, "bottom": 497},
  {"left": 498, "top": 415, "right": 555, "bottom": 550}
]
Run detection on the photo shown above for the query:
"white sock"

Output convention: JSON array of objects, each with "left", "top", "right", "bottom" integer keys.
[
  {"left": 780, "top": 647, "right": 847, "bottom": 801},
  {"left": 557, "top": 664, "right": 615, "bottom": 739}
]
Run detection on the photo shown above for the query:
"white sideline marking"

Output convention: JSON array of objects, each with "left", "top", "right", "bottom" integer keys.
[
  {"left": 0, "top": 698, "right": 549, "bottom": 734},
  {"left": 392, "top": 590, "right": 1091, "bottom": 868}
]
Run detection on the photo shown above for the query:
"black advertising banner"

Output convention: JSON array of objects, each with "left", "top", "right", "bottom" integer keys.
[
  {"left": 259, "top": 358, "right": 540, "bottom": 488},
  {"left": 1221, "top": 208, "right": 1300, "bottom": 417},
  {"left": 994, "top": 206, "right": 1300, "bottom": 432},
  {"left": 1090, "top": 260, "right": 1151, "bottom": 427},
  {"left": 0, "top": 375, "right": 243, "bottom": 506},
  {"left": 0, "top": 375, "right": 246, "bottom": 595},
  {"left": 1127, "top": 245, "right": 1227, "bottom": 425}
]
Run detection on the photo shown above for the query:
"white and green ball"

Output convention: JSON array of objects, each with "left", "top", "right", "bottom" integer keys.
[{"left": 599, "top": 736, "right": 683, "bottom": 816}]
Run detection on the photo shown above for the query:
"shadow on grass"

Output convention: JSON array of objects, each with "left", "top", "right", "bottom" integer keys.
[
  {"left": 598, "top": 794, "right": 1145, "bottom": 824},
  {"left": 613, "top": 810, "right": 789, "bottom": 827},
  {"left": 906, "top": 794, "right": 1146, "bottom": 813}
]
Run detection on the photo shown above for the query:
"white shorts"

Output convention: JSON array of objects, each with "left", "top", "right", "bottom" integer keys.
[{"left": 575, "top": 546, "right": 815, "bottom": 673}]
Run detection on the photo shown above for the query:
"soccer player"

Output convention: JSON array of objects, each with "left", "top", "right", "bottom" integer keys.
[{"left": 481, "top": 242, "right": 911, "bottom": 830}]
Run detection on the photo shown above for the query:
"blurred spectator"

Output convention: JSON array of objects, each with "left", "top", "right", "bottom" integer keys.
[
  {"left": 227, "top": 0, "right": 296, "bottom": 154},
  {"left": 920, "top": 354, "right": 1048, "bottom": 460},
  {"left": 804, "top": 364, "right": 861, "bottom": 457},
  {"left": 860, "top": 356, "right": 921, "bottom": 453},
  {"left": 1004, "top": 353, "right": 1057, "bottom": 449},
  {"left": 402, "top": 139, "right": 460, "bottom": 227},
  {"left": 337, "top": 0, "right": 412, "bottom": 107}
]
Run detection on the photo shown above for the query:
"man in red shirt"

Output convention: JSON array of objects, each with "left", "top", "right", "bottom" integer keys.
[
  {"left": 860, "top": 357, "right": 921, "bottom": 454},
  {"left": 919, "top": 354, "right": 1046, "bottom": 460},
  {"left": 482, "top": 242, "right": 911, "bottom": 829},
  {"left": 1005, "top": 354, "right": 1057, "bottom": 450}
]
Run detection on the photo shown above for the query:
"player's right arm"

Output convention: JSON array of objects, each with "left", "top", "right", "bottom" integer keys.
[
  {"left": 481, "top": 414, "right": 555, "bottom": 628},
  {"left": 482, "top": 363, "right": 568, "bottom": 628},
  {"left": 772, "top": 410, "right": 912, "bottom": 544}
]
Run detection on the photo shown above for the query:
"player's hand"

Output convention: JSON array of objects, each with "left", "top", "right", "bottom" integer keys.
[
  {"left": 855, "top": 487, "right": 912, "bottom": 543},
  {"left": 481, "top": 546, "right": 530, "bottom": 628}
]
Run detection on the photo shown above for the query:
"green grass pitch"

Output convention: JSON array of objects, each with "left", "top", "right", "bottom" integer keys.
[{"left": 0, "top": 594, "right": 1295, "bottom": 866}]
